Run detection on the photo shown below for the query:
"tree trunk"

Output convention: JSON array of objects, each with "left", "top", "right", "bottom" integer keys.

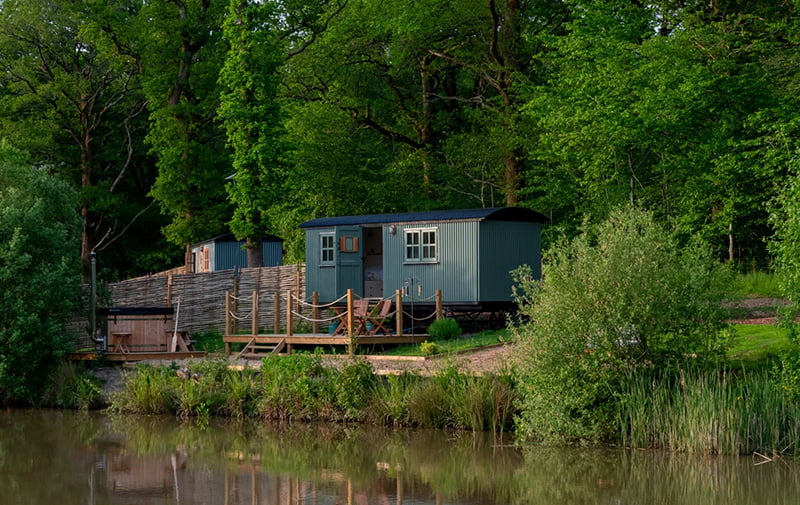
[{"left": 246, "top": 236, "right": 264, "bottom": 268}]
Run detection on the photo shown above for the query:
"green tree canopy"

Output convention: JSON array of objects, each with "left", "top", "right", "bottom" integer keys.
[{"left": 218, "top": 0, "right": 286, "bottom": 267}]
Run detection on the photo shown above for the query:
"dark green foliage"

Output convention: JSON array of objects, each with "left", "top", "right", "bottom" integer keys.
[
  {"left": 513, "top": 207, "right": 731, "bottom": 443},
  {"left": 772, "top": 350, "right": 800, "bottom": 403},
  {"left": 42, "top": 363, "right": 103, "bottom": 410},
  {"left": 334, "top": 359, "right": 377, "bottom": 419},
  {"left": 138, "top": 0, "right": 232, "bottom": 248},
  {"left": 258, "top": 352, "right": 335, "bottom": 420},
  {"left": 427, "top": 318, "right": 462, "bottom": 341},
  {"left": 0, "top": 144, "right": 81, "bottom": 404},
  {"left": 191, "top": 331, "right": 226, "bottom": 353}
]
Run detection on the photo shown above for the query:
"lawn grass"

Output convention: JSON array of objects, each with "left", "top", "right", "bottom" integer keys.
[
  {"left": 727, "top": 271, "right": 782, "bottom": 298},
  {"left": 728, "top": 324, "right": 794, "bottom": 368},
  {"left": 381, "top": 329, "right": 510, "bottom": 356}
]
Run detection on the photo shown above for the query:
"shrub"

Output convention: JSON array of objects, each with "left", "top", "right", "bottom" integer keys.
[
  {"left": 334, "top": 358, "right": 376, "bottom": 419},
  {"left": 428, "top": 318, "right": 462, "bottom": 340},
  {"left": 258, "top": 352, "right": 336, "bottom": 420},
  {"left": 513, "top": 207, "right": 731, "bottom": 443},
  {"left": 420, "top": 341, "right": 439, "bottom": 356},
  {"left": 220, "top": 368, "right": 259, "bottom": 418},
  {"left": 43, "top": 362, "right": 103, "bottom": 410}
]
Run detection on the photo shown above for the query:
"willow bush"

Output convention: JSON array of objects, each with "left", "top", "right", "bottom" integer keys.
[
  {"left": 513, "top": 207, "right": 732, "bottom": 443},
  {"left": 0, "top": 143, "right": 81, "bottom": 404}
]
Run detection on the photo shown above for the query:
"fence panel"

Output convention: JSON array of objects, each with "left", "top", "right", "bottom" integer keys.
[{"left": 107, "top": 264, "right": 306, "bottom": 334}]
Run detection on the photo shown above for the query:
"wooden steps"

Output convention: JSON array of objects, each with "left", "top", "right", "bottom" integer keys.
[{"left": 237, "top": 338, "right": 286, "bottom": 359}]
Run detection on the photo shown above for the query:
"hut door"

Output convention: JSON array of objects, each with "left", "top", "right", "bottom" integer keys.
[
  {"left": 336, "top": 226, "right": 364, "bottom": 297},
  {"left": 363, "top": 227, "right": 383, "bottom": 298}
]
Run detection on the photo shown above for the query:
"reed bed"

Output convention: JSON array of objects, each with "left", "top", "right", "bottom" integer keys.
[
  {"left": 108, "top": 355, "right": 517, "bottom": 432},
  {"left": 618, "top": 368, "right": 800, "bottom": 456}
]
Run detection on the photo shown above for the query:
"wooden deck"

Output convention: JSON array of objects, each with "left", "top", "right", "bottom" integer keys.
[
  {"left": 224, "top": 332, "right": 429, "bottom": 354},
  {"left": 68, "top": 351, "right": 208, "bottom": 362}
]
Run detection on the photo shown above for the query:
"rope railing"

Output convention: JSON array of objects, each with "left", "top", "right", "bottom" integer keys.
[
  {"left": 222, "top": 287, "right": 445, "bottom": 353},
  {"left": 228, "top": 310, "right": 254, "bottom": 321},
  {"left": 402, "top": 309, "right": 438, "bottom": 322},
  {"left": 291, "top": 292, "right": 348, "bottom": 309},
  {"left": 407, "top": 292, "right": 438, "bottom": 303},
  {"left": 290, "top": 310, "right": 345, "bottom": 324}
]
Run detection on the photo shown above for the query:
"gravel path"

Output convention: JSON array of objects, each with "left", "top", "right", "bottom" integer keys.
[{"left": 319, "top": 344, "right": 515, "bottom": 376}]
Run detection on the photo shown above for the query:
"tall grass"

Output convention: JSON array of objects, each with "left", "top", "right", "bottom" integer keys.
[
  {"left": 379, "top": 364, "right": 517, "bottom": 431},
  {"left": 728, "top": 271, "right": 782, "bottom": 298},
  {"left": 108, "top": 355, "right": 517, "bottom": 433},
  {"left": 618, "top": 367, "right": 800, "bottom": 455},
  {"left": 110, "top": 364, "right": 176, "bottom": 415}
]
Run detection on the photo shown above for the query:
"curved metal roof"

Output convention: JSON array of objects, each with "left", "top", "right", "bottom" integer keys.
[{"left": 299, "top": 207, "right": 547, "bottom": 229}]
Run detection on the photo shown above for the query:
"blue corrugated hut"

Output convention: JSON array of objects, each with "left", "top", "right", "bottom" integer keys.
[
  {"left": 300, "top": 207, "right": 546, "bottom": 308},
  {"left": 190, "top": 234, "right": 283, "bottom": 272}
]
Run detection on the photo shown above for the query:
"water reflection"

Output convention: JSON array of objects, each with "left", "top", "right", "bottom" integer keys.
[{"left": 1, "top": 409, "right": 799, "bottom": 505}]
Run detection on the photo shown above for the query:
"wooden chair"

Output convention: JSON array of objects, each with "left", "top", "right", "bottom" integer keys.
[
  {"left": 351, "top": 299, "right": 371, "bottom": 335},
  {"left": 367, "top": 300, "right": 393, "bottom": 335},
  {"left": 332, "top": 299, "right": 372, "bottom": 335}
]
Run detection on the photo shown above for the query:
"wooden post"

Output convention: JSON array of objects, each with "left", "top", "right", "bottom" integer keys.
[
  {"left": 435, "top": 289, "right": 443, "bottom": 320},
  {"left": 395, "top": 289, "right": 403, "bottom": 337},
  {"left": 286, "top": 290, "right": 294, "bottom": 337},
  {"left": 232, "top": 274, "right": 240, "bottom": 334},
  {"left": 295, "top": 264, "right": 301, "bottom": 317},
  {"left": 225, "top": 291, "right": 232, "bottom": 335},
  {"left": 346, "top": 289, "right": 354, "bottom": 356},
  {"left": 251, "top": 290, "right": 259, "bottom": 337},
  {"left": 274, "top": 291, "right": 281, "bottom": 335},
  {"left": 311, "top": 291, "right": 319, "bottom": 335},
  {"left": 224, "top": 291, "right": 232, "bottom": 354}
]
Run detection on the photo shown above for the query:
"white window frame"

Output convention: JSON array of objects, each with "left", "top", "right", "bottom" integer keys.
[
  {"left": 404, "top": 227, "right": 438, "bottom": 263},
  {"left": 320, "top": 232, "right": 335, "bottom": 265}
]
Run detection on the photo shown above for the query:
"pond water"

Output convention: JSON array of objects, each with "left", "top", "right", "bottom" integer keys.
[{"left": 1, "top": 409, "right": 799, "bottom": 505}]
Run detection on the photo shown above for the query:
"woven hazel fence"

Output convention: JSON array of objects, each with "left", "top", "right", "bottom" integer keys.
[{"left": 108, "top": 264, "right": 306, "bottom": 334}]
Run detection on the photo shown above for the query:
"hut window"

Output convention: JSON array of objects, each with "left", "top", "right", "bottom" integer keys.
[
  {"left": 405, "top": 227, "right": 438, "bottom": 263},
  {"left": 320, "top": 233, "right": 335, "bottom": 265},
  {"left": 340, "top": 236, "right": 359, "bottom": 252}
]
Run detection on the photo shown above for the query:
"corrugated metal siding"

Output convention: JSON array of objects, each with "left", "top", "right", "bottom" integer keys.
[
  {"left": 383, "top": 221, "right": 480, "bottom": 303},
  {"left": 262, "top": 242, "right": 283, "bottom": 267},
  {"left": 214, "top": 241, "right": 244, "bottom": 270},
  {"left": 212, "top": 241, "right": 283, "bottom": 270},
  {"left": 479, "top": 221, "right": 541, "bottom": 301}
]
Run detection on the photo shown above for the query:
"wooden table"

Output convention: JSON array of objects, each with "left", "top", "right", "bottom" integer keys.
[
  {"left": 166, "top": 330, "right": 193, "bottom": 352},
  {"left": 111, "top": 332, "right": 132, "bottom": 353}
]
